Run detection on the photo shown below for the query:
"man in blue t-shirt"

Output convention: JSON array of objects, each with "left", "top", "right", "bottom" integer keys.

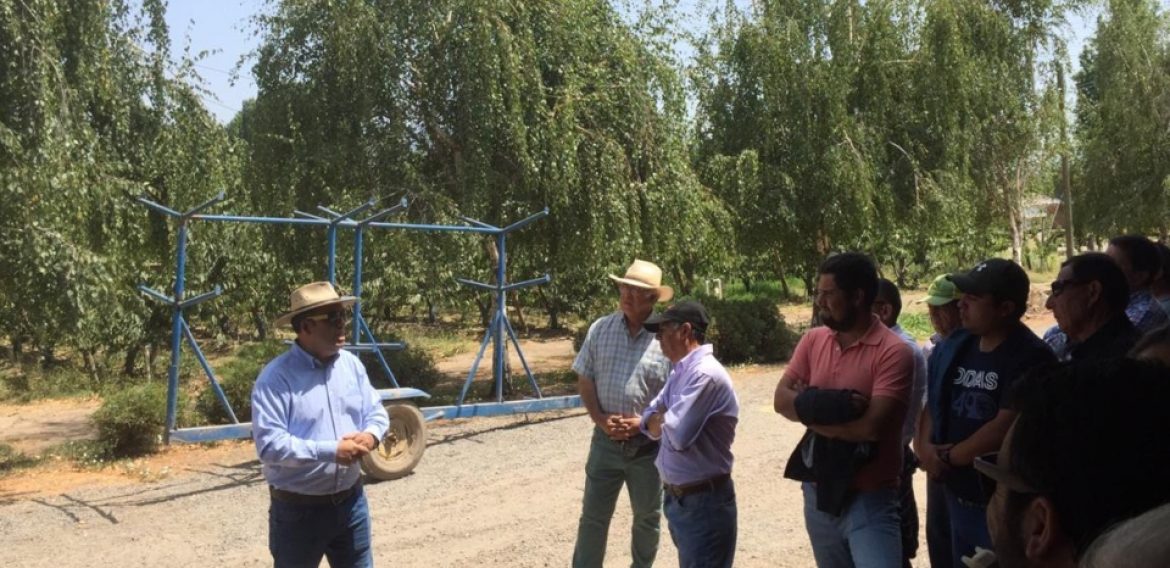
[{"left": 918, "top": 259, "right": 1056, "bottom": 567}]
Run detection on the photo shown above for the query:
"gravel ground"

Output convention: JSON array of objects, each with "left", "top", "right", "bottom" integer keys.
[{"left": 0, "top": 363, "right": 931, "bottom": 567}]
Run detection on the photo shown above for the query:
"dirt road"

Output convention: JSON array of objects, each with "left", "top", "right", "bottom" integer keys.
[{"left": 0, "top": 363, "right": 934, "bottom": 568}]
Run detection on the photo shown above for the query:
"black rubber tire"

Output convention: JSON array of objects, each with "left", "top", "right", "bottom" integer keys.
[{"left": 361, "top": 402, "right": 427, "bottom": 480}]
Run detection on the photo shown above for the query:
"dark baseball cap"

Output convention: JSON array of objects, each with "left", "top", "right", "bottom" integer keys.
[
  {"left": 643, "top": 300, "right": 710, "bottom": 333},
  {"left": 946, "top": 258, "right": 1030, "bottom": 307}
]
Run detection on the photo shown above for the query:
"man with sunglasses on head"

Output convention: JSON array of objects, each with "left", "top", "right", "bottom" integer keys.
[
  {"left": 642, "top": 300, "right": 739, "bottom": 568},
  {"left": 978, "top": 358, "right": 1170, "bottom": 568},
  {"left": 1044, "top": 253, "right": 1139, "bottom": 362},
  {"left": 572, "top": 259, "right": 673, "bottom": 568},
  {"left": 919, "top": 259, "right": 1055, "bottom": 567},
  {"left": 252, "top": 281, "right": 390, "bottom": 568}
]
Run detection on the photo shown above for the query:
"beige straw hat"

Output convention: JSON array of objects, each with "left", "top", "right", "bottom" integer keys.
[
  {"left": 274, "top": 281, "right": 357, "bottom": 327},
  {"left": 608, "top": 259, "right": 674, "bottom": 303}
]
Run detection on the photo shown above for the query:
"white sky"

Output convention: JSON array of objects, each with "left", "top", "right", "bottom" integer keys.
[{"left": 161, "top": 0, "right": 1116, "bottom": 125}]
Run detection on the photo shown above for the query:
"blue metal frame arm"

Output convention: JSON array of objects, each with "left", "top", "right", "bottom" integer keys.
[
  {"left": 456, "top": 215, "right": 500, "bottom": 231},
  {"left": 197, "top": 214, "right": 333, "bottom": 226},
  {"left": 358, "top": 199, "right": 409, "bottom": 225},
  {"left": 365, "top": 220, "right": 497, "bottom": 234},
  {"left": 503, "top": 208, "right": 549, "bottom": 233},
  {"left": 181, "top": 191, "right": 227, "bottom": 218},
  {"left": 178, "top": 286, "right": 224, "bottom": 310},
  {"left": 454, "top": 278, "right": 497, "bottom": 291},
  {"left": 293, "top": 210, "right": 328, "bottom": 221},
  {"left": 136, "top": 197, "right": 182, "bottom": 218},
  {"left": 322, "top": 199, "right": 375, "bottom": 224},
  {"left": 138, "top": 285, "right": 175, "bottom": 305},
  {"left": 503, "top": 275, "right": 551, "bottom": 292}
]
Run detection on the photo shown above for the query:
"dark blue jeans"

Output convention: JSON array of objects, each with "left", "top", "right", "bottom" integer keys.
[
  {"left": 943, "top": 488, "right": 991, "bottom": 568},
  {"left": 268, "top": 484, "right": 373, "bottom": 568},
  {"left": 663, "top": 477, "right": 737, "bottom": 568},
  {"left": 925, "top": 479, "right": 953, "bottom": 568}
]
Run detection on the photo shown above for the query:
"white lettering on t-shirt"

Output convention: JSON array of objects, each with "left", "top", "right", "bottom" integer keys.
[{"left": 953, "top": 367, "right": 1000, "bottom": 391}]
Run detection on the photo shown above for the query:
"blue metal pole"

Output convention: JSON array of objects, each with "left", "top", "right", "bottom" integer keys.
[
  {"left": 327, "top": 225, "right": 337, "bottom": 285},
  {"left": 459, "top": 316, "right": 496, "bottom": 406},
  {"left": 358, "top": 316, "right": 400, "bottom": 388},
  {"left": 165, "top": 222, "right": 189, "bottom": 442},
  {"left": 503, "top": 316, "right": 542, "bottom": 398},
  {"left": 181, "top": 319, "right": 239, "bottom": 424},
  {"left": 352, "top": 225, "right": 364, "bottom": 341},
  {"left": 495, "top": 233, "right": 507, "bottom": 403}
]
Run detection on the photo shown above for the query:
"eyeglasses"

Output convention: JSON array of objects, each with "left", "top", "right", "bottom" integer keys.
[
  {"left": 1049, "top": 279, "right": 1084, "bottom": 298},
  {"left": 304, "top": 310, "right": 349, "bottom": 328},
  {"left": 973, "top": 452, "right": 1039, "bottom": 500}
]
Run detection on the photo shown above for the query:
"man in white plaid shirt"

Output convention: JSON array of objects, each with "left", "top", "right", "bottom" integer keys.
[{"left": 572, "top": 259, "right": 674, "bottom": 568}]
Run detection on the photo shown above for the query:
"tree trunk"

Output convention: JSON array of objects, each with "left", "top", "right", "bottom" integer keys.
[
  {"left": 1009, "top": 209, "right": 1023, "bottom": 265},
  {"left": 40, "top": 345, "right": 56, "bottom": 369},
  {"left": 251, "top": 307, "right": 268, "bottom": 341},
  {"left": 123, "top": 344, "right": 141, "bottom": 377},
  {"left": 82, "top": 350, "right": 98, "bottom": 381}
]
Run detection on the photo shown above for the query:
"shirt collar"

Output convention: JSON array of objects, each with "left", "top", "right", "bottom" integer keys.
[
  {"left": 674, "top": 344, "right": 714, "bottom": 374},
  {"left": 291, "top": 340, "right": 339, "bottom": 369},
  {"left": 832, "top": 314, "right": 886, "bottom": 346}
]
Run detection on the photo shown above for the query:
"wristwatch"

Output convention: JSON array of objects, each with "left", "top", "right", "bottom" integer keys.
[{"left": 938, "top": 447, "right": 952, "bottom": 466}]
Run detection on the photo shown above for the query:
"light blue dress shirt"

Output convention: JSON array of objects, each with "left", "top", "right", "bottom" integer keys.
[
  {"left": 641, "top": 344, "right": 739, "bottom": 486},
  {"left": 252, "top": 342, "right": 390, "bottom": 495}
]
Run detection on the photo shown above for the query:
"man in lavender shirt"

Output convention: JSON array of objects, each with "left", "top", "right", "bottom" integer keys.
[{"left": 641, "top": 300, "right": 740, "bottom": 568}]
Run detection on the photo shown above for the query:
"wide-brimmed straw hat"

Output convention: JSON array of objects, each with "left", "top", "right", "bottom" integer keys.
[
  {"left": 274, "top": 281, "right": 357, "bottom": 327},
  {"left": 608, "top": 259, "right": 673, "bottom": 303}
]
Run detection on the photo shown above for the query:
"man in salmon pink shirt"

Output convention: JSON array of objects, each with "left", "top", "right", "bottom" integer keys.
[{"left": 774, "top": 252, "right": 914, "bottom": 568}]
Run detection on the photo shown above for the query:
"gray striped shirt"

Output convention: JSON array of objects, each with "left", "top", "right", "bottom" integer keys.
[{"left": 573, "top": 312, "right": 670, "bottom": 416}]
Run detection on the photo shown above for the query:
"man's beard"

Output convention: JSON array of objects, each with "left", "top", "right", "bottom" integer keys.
[{"left": 822, "top": 305, "right": 859, "bottom": 332}]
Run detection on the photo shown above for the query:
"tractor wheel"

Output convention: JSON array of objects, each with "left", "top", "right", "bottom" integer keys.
[{"left": 361, "top": 402, "right": 427, "bottom": 480}]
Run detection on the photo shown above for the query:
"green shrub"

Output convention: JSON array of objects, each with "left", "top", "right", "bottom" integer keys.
[
  {"left": 897, "top": 312, "right": 934, "bottom": 342},
  {"left": 93, "top": 382, "right": 184, "bottom": 457},
  {"left": 195, "top": 340, "right": 285, "bottom": 425},
  {"left": 361, "top": 332, "right": 444, "bottom": 392},
  {"left": 701, "top": 295, "right": 798, "bottom": 365}
]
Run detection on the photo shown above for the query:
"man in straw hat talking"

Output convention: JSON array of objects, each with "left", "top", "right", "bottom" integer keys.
[
  {"left": 572, "top": 259, "right": 674, "bottom": 568},
  {"left": 252, "top": 281, "right": 389, "bottom": 568}
]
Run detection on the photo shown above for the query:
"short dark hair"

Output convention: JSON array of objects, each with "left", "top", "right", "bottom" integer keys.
[
  {"left": 1062, "top": 253, "right": 1130, "bottom": 314},
  {"left": 1007, "top": 359, "right": 1170, "bottom": 556},
  {"left": 1154, "top": 243, "right": 1170, "bottom": 286},
  {"left": 875, "top": 278, "right": 903, "bottom": 321},
  {"left": 819, "top": 252, "right": 879, "bottom": 309},
  {"left": 291, "top": 313, "right": 310, "bottom": 334},
  {"left": 1109, "top": 235, "right": 1161, "bottom": 277}
]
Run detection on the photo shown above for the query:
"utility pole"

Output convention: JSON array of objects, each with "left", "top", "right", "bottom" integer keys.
[{"left": 1058, "top": 61, "right": 1075, "bottom": 258}]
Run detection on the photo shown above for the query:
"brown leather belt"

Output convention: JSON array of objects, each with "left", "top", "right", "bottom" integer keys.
[
  {"left": 269, "top": 481, "right": 360, "bottom": 505},
  {"left": 663, "top": 473, "right": 731, "bottom": 498}
]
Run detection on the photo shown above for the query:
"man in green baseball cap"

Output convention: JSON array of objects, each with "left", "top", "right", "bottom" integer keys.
[{"left": 915, "top": 273, "right": 963, "bottom": 568}]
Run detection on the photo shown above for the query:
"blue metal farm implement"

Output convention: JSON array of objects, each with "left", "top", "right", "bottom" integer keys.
[{"left": 136, "top": 192, "right": 581, "bottom": 479}]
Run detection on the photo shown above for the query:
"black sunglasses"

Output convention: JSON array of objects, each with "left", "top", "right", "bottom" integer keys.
[
  {"left": 974, "top": 452, "right": 1040, "bottom": 500},
  {"left": 1049, "top": 278, "right": 1084, "bottom": 298},
  {"left": 304, "top": 310, "right": 349, "bottom": 328}
]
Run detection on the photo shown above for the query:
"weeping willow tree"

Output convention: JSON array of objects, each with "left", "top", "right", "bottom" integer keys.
[
  {"left": 692, "top": 0, "right": 1071, "bottom": 289},
  {"left": 1074, "top": 0, "right": 1170, "bottom": 239},
  {"left": 236, "top": 0, "right": 733, "bottom": 327},
  {"left": 0, "top": 0, "right": 240, "bottom": 374}
]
